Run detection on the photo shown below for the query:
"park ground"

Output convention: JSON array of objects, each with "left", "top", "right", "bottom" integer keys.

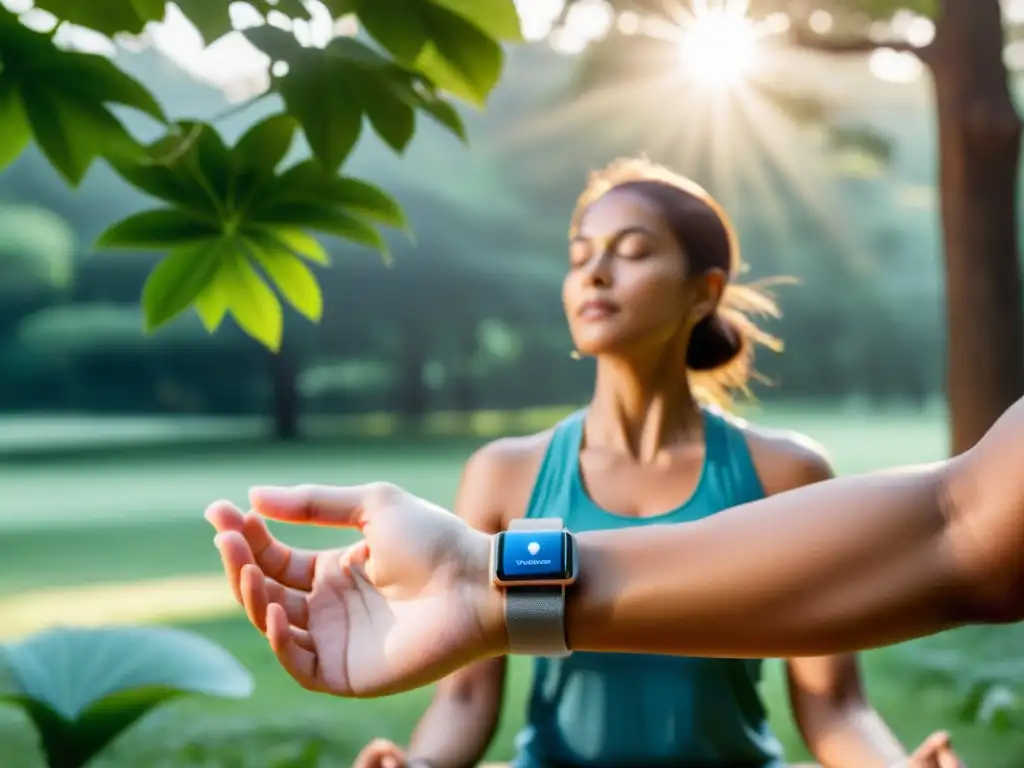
[{"left": 1, "top": 404, "right": 1022, "bottom": 767}]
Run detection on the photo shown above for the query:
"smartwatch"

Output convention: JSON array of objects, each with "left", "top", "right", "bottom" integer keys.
[{"left": 489, "top": 518, "right": 579, "bottom": 657}]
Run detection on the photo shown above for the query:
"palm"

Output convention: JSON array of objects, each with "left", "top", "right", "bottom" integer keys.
[
  {"left": 208, "top": 483, "right": 493, "bottom": 697},
  {"left": 304, "top": 534, "right": 483, "bottom": 695}
]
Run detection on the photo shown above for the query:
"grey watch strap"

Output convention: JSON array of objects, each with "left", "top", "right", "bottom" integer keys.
[{"left": 505, "top": 517, "right": 570, "bottom": 658}]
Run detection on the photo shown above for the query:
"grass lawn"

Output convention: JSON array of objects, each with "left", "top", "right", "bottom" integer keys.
[{"left": 1, "top": 405, "right": 1021, "bottom": 767}]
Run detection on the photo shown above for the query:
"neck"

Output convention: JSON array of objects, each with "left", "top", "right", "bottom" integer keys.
[{"left": 587, "top": 349, "right": 703, "bottom": 461}]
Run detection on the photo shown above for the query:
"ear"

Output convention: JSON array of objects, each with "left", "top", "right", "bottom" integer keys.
[{"left": 691, "top": 268, "right": 727, "bottom": 321}]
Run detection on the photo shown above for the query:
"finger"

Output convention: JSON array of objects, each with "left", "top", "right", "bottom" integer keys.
[
  {"left": 936, "top": 749, "right": 964, "bottom": 768},
  {"left": 214, "top": 530, "right": 257, "bottom": 604},
  {"left": 242, "top": 512, "right": 317, "bottom": 592},
  {"left": 264, "top": 577, "right": 310, "bottom": 629},
  {"left": 910, "top": 731, "right": 947, "bottom": 759},
  {"left": 266, "top": 602, "right": 323, "bottom": 692},
  {"left": 205, "top": 499, "right": 246, "bottom": 533},
  {"left": 240, "top": 564, "right": 272, "bottom": 632},
  {"left": 250, "top": 482, "right": 403, "bottom": 528},
  {"left": 354, "top": 740, "right": 399, "bottom": 768}
]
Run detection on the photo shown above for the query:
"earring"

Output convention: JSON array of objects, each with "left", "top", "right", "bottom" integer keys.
[{"left": 570, "top": 349, "right": 581, "bottom": 360}]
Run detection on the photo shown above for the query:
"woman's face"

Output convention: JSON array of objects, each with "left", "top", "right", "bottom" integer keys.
[{"left": 563, "top": 187, "right": 694, "bottom": 358}]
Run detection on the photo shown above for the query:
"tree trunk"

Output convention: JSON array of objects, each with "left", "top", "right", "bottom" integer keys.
[
  {"left": 269, "top": 345, "right": 301, "bottom": 441},
  {"left": 928, "top": 0, "right": 1024, "bottom": 454}
]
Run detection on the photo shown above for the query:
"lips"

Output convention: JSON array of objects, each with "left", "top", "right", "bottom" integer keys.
[{"left": 578, "top": 299, "right": 619, "bottom": 320}]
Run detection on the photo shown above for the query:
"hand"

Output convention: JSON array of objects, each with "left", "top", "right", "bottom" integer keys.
[
  {"left": 205, "top": 483, "right": 505, "bottom": 697},
  {"left": 353, "top": 738, "right": 409, "bottom": 768},
  {"left": 898, "top": 731, "right": 967, "bottom": 768}
]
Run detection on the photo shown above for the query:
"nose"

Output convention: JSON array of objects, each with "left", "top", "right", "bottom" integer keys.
[{"left": 582, "top": 250, "right": 612, "bottom": 286}]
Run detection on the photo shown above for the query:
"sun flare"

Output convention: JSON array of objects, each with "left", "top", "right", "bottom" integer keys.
[{"left": 680, "top": 10, "right": 759, "bottom": 89}]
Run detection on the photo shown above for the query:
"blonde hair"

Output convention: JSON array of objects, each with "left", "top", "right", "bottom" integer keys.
[{"left": 571, "top": 157, "right": 786, "bottom": 409}]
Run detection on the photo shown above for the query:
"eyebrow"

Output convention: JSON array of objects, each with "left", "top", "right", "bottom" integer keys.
[{"left": 570, "top": 225, "right": 657, "bottom": 244}]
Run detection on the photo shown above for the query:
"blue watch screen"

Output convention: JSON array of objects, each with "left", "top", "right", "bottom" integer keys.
[{"left": 497, "top": 530, "right": 571, "bottom": 582}]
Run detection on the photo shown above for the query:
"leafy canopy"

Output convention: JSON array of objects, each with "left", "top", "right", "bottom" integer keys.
[{"left": 0, "top": 0, "right": 522, "bottom": 350}]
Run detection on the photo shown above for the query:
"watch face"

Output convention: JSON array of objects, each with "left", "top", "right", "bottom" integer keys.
[{"left": 496, "top": 529, "right": 571, "bottom": 583}]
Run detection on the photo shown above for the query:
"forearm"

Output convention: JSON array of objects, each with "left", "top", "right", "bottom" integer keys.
[
  {"left": 407, "top": 686, "right": 499, "bottom": 768},
  {"left": 566, "top": 460, "right": 968, "bottom": 656},
  {"left": 799, "top": 704, "right": 906, "bottom": 768}
]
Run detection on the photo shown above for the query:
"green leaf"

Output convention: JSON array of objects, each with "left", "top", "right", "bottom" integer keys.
[
  {"left": 174, "top": 0, "right": 235, "bottom": 45},
  {"left": 247, "top": 238, "right": 323, "bottom": 321},
  {"left": 141, "top": 241, "right": 227, "bottom": 331},
  {"left": 108, "top": 156, "right": 212, "bottom": 214},
  {"left": 234, "top": 113, "right": 298, "bottom": 173},
  {"left": 355, "top": 0, "right": 431, "bottom": 62},
  {"left": 0, "top": 79, "right": 30, "bottom": 172},
  {"left": 245, "top": 225, "right": 331, "bottom": 265},
  {"left": 0, "top": 626, "right": 253, "bottom": 768},
  {"left": 194, "top": 270, "right": 231, "bottom": 331},
  {"left": 96, "top": 209, "right": 222, "bottom": 250},
  {"left": 46, "top": 52, "right": 167, "bottom": 124},
  {"left": 412, "top": 89, "right": 466, "bottom": 141},
  {"left": 278, "top": 54, "right": 363, "bottom": 172},
  {"left": 426, "top": 0, "right": 523, "bottom": 42},
  {"left": 260, "top": 202, "right": 388, "bottom": 255},
  {"left": 331, "top": 178, "right": 408, "bottom": 228},
  {"left": 5, "top": 41, "right": 153, "bottom": 185},
  {"left": 220, "top": 250, "right": 284, "bottom": 351},
  {"left": 414, "top": 7, "right": 504, "bottom": 107},
  {"left": 19, "top": 90, "right": 107, "bottom": 185},
  {"left": 31, "top": 0, "right": 165, "bottom": 36},
  {"left": 358, "top": 75, "right": 416, "bottom": 152},
  {"left": 261, "top": 161, "right": 407, "bottom": 229}
]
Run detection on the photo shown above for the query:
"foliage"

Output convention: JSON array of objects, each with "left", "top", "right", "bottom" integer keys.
[
  {"left": 0, "top": 0, "right": 522, "bottom": 349},
  {"left": 0, "top": 204, "right": 76, "bottom": 294},
  {"left": 0, "top": 626, "right": 254, "bottom": 768}
]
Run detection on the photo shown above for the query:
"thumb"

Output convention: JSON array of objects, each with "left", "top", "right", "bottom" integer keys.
[{"left": 249, "top": 483, "right": 402, "bottom": 528}]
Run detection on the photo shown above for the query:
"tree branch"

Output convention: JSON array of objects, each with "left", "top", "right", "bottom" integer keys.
[{"left": 790, "top": 25, "right": 933, "bottom": 60}]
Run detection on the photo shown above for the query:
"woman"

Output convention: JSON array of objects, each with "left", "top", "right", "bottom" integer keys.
[{"left": 212, "top": 159, "right": 961, "bottom": 767}]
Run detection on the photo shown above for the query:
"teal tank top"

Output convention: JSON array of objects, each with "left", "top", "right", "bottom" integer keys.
[{"left": 511, "top": 408, "right": 786, "bottom": 768}]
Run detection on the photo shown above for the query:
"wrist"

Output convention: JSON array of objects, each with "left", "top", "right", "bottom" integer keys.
[{"left": 461, "top": 527, "right": 507, "bottom": 657}]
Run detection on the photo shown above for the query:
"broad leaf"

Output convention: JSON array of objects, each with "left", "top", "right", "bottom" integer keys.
[
  {"left": 246, "top": 25, "right": 468, "bottom": 165},
  {"left": 173, "top": 0, "right": 235, "bottom": 46},
  {"left": 194, "top": 272, "right": 231, "bottom": 332},
  {"left": 413, "top": 7, "right": 504, "bottom": 107},
  {"left": 220, "top": 250, "right": 285, "bottom": 351},
  {"left": 141, "top": 240, "right": 226, "bottom": 330},
  {"left": 0, "top": 626, "right": 253, "bottom": 768},
  {"left": 234, "top": 113, "right": 298, "bottom": 174},
  {"left": 104, "top": 120, "right": 395, "bottom": 348},
  {"left": 31, "top": 0, "right": 166, "bottom": 36},
  {"left": 0, "top": 79, "right": 31, "bottom": 173},
  {"left": 251, "top": 226, "right": 332, "bottom": 265},
  {"left": 249, "top": 238, "right": 324, "bottom": 321},
  {"left": 348, "top": 0, "right": 504, "bottom": 106},
  {"left": 0, "top": 14, "right": 165, "bottom": 185},
  {"left": 426, "top": 0, "right": 523, "bottom": 42},
  {"left": 96, "top": 209, "right": 222, "bottom": 249}
]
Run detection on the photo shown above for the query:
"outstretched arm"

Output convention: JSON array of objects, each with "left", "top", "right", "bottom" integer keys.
[
  {"left": 208, "top": 397, "right": 1024, "bottom": 697},
  {"left": 562, "top": 396, "right": 1023, "bottom": 658}
]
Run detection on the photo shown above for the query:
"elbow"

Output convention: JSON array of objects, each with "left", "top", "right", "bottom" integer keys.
[{"left": 941, "top": 472, "right": 1024, "bottom": 625}]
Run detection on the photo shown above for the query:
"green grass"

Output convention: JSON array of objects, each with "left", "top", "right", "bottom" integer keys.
[{"left": 1, "top": 405, "right": 1021, "bottom": 767}]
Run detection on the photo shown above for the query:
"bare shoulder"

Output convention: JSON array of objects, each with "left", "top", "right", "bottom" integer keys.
[
  {"left": 731, "top": 415, "right": 835, "bottom": 496},
  {"left": 456, "top": 429, "right": 556, "bottom": 532}
]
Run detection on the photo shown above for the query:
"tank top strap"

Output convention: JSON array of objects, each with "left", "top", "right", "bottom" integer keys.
[
  {"left": 522, "top": 409, "right": 586, "bottom": 522},
  {"left": 700, "top": 406, "right": 767, "bottom": 507}
]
